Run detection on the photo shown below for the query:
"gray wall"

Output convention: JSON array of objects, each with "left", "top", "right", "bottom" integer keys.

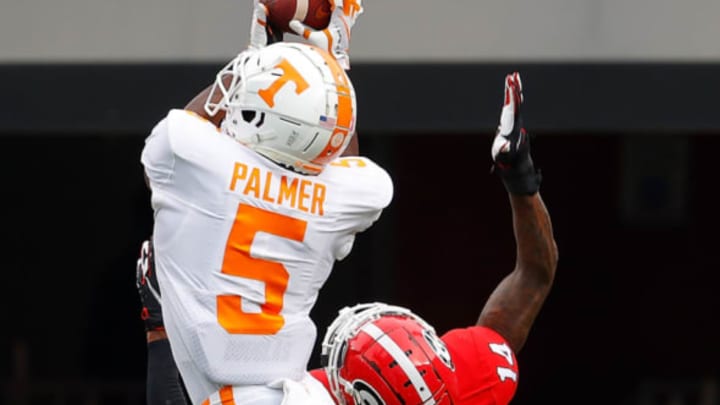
[{"left": 3, "top": 0, "right": 720, "bottom": 62}]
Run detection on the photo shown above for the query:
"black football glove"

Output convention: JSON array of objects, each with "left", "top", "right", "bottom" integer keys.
[
  {"left": 491, "top": 72, "right": 542, "bottom": 195},
  {"left": 136, "top": 238, "right": 164, "bottom": 332}
]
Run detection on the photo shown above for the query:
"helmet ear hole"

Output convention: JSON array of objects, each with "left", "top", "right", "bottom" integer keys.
[
  {"left": 241, "top": 110, "right": 256, "bottom": 123},
  {"left": 240, "top": 110, "right": 266, "bottom": 128}
]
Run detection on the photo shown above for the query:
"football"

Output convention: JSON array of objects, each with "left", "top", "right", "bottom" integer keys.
[{"left": 260, "top": 0, "right": 332, "bottom": 34}]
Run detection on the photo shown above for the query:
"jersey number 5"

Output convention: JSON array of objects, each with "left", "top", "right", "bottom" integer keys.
[{"left": 217, "top": 203, "right": 307, "bottom": 335}]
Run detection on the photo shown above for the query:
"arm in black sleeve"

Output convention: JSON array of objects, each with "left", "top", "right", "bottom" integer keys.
[{"left": 146, "top": 337, "right": 188, "bottom": 405}]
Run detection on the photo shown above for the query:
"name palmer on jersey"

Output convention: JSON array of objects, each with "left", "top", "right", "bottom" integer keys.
[{"left": 229, "top": 161, "right": 326, "bottom": 216}]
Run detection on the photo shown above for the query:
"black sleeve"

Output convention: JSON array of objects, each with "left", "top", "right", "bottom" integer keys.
[{"left": 146, "top": 338, "right": 189, "bottom": 405}]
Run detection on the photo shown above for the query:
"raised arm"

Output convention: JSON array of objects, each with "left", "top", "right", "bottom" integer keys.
[
  {"left": 184, "top": 0, "right": 361, "bottom": 155},
  {"left": 183, "top": 84, "right": 225, "bottom": 127},
  {"left": 477, "top": 73, "right": 559, "bottom": 354},
  {"left": 182, "top": 0, "right": 280, "bottom": 128}
]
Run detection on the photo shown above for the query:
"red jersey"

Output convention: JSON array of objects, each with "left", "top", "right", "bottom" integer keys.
[
  {"left": 310, "top": 326, "right": 518, "bottom": 404},
  {"left": 441, "top": 326, "right": 518, "bottom": 404}
]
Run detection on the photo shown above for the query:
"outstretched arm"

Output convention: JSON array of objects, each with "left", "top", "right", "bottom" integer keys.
[
  {"left": 477, "top": 193, "right": 557, "bottom": 353},
  {"left": 182, "top": 0, "right": 277, "bottom": 128},
  {"left": 477, "top": 73, "right": 558, "bottom": 354}
]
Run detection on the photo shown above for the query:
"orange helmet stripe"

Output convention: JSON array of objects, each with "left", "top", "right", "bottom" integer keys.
[{"left": 309, "top": 48, "right": 355, "bottom": 166}]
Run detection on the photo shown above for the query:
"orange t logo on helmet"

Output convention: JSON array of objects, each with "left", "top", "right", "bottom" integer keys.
[{"left": 258, "top": 58, "right": 310, "bottom": 108}]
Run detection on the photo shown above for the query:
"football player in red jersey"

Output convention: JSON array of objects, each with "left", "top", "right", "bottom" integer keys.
[
  {"left": 137, "top": 72, "right": 557, "bottom": 404},
  {"left": 304, "top": 72, "right": 557, "bottom": 405}
]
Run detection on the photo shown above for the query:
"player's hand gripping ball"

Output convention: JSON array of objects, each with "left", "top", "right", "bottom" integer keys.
[{"left": 260, "top": 0, "right": 332, "bottom": 33}]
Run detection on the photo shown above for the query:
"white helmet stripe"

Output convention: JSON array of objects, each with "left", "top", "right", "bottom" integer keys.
[{"left": 360, "top": 323, "right": 436, "bottom": 405}]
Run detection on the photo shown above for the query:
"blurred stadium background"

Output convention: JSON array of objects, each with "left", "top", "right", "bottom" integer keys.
[{"left": 1, "top": 1, "right": 718, "bottom": 404}]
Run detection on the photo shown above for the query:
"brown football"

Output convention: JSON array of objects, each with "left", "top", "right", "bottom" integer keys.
[{"left": 260, "top": 0, "right": 332, "bottom": 34}]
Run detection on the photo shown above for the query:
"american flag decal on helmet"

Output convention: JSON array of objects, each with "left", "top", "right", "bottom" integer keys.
[{"left": 319, "top": 115, "right": 336, "bottom": 129}]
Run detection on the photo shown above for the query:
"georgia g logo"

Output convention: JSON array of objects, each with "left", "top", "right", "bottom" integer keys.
[
  {"left": 423, "top": 330, "right": 455, "bottom": 371},
  {"left": 352, "top": 380, "right": 385, "bottom": 405}
]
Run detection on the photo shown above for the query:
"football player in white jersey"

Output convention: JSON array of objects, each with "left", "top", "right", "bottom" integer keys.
[
  {"left": 140, "top": 1, "right": 383, "bottom": 404},
  {"left": 139, "top": 71, "right": 558, "bottom": 405}
]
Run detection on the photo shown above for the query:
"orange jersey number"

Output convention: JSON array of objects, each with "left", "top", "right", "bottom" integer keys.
[
  {"left": 217, "top": 203, "right": 307, "bottom": 335},
  {"left": 330, "top": 157, "right": 367, "bottom": 168}
]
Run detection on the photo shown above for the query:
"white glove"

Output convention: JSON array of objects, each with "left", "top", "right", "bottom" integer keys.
[
  {"left": 491, "top": 72, "right": 542, "bottom": 195},
  {"left": 249, "top": 0, "right": 285, "bottom": 49},
  {"left": 492, "top": 72, "right": 524, "bottom": 162},
  {"left": 289, "top": 0, "right": 364, "bottom": 69},
  {"left": 249, "top": 0, "right": 269, "bottom": 49}
]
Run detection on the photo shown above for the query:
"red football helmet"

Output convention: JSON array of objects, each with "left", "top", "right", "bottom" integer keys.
[{"left": 321, "top": 303, "right": 458, "bottom": 405}]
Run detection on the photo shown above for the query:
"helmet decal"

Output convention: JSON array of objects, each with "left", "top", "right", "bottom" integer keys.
[
  {"left": 351, "top": 380, "right": 385, "bottom": 405},
  {"left": 423, "top": 329, "right": 455, "bottom": 371},
  {"left": 258, "top": 58, "right": 310, "bottom": 108},
  {"left": 307, "top": 45, "right": 355, "bottom": 166}
]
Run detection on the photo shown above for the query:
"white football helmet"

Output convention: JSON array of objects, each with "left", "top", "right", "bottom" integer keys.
[{"left": 205, "top": 42, "right": 357, "bottom": 175}]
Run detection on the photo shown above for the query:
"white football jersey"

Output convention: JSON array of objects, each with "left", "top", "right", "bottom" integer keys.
[
  {"left": 141, "top": 109, "right": 393, "bottom": 404},
  {"left": 202, "top": 374, "right": 335, "bottom": 405}
]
